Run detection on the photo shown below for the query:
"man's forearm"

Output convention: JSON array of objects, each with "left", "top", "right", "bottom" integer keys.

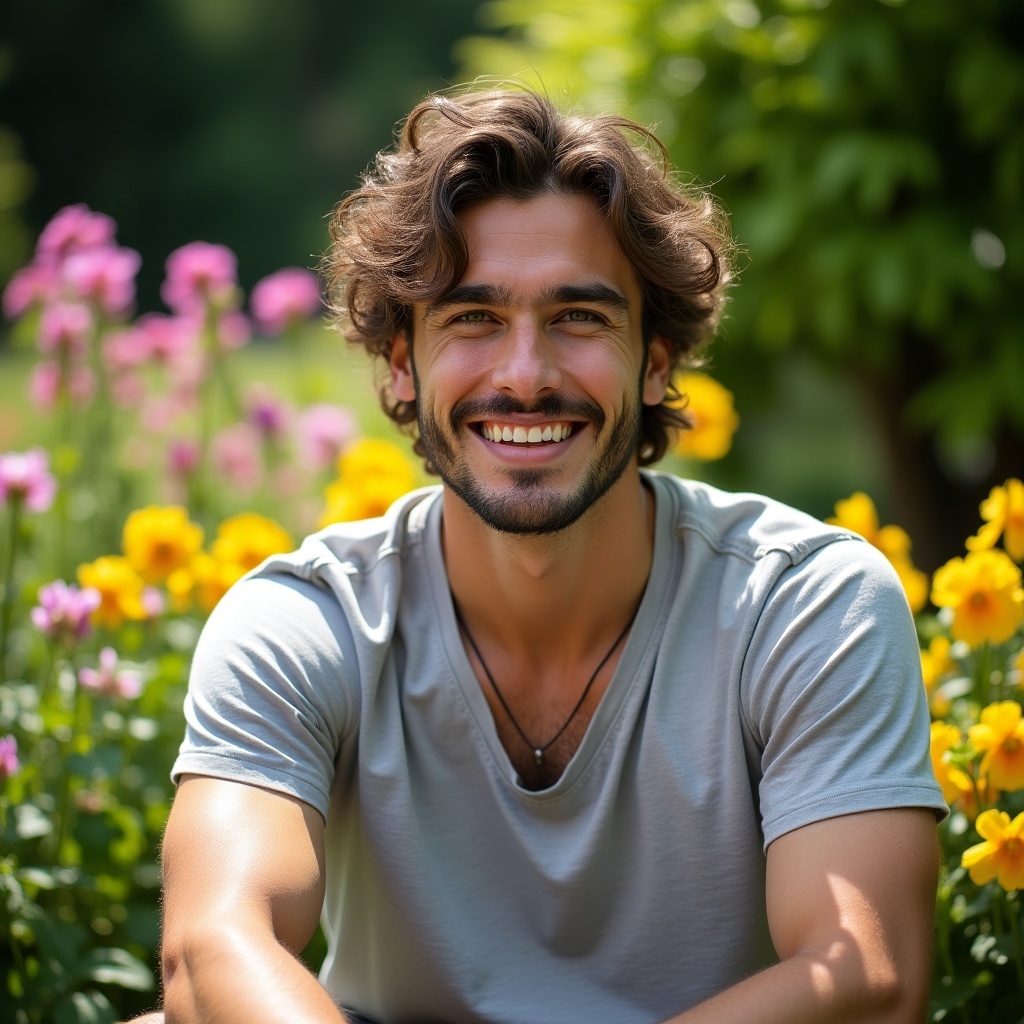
[
  {"left": 661, "top": 944, "right": 921, "bottom": 1024},
  {"left": 163, "top": 921, "right": 347, "bottom": 1024}
]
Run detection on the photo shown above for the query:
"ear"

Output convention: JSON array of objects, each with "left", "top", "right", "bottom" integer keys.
[
  {"left": 389, "top": 332, "right": 417, "bottom": 403},
  {"left": 642, "top": 334, "right": 672, "bottom": 406}
]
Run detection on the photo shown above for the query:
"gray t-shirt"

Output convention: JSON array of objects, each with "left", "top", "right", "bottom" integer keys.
[{"left": 173, "top": 472, "right": 945, "bottom": 1024}]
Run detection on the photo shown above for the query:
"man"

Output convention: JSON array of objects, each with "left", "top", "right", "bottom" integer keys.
[{"left": 154, "top": 88, "right": 945, "bottom": 1023}]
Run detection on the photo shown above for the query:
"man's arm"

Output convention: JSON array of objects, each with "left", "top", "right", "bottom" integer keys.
[
  {"left": 160, "top": 775, "right": 347, "bottom": 1024},
  {"left": 664, "top": 808, "right": 939, "bottom": 1024}
]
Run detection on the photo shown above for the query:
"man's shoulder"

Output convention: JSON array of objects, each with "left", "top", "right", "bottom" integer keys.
[
  {"left": 647, "top": 471, "right": 866, "bottom": 569},
  {"left": 250, "top": 484, "right": 442, "bottom": 587}
]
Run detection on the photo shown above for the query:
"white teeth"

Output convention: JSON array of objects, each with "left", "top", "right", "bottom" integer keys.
[{"left": 480, "top": 423, "right": 575, "bottom": 444}]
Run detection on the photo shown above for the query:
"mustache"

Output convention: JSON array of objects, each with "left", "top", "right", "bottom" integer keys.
[{"left": 449, "top": 393, "right": 605, "bottom": 431}]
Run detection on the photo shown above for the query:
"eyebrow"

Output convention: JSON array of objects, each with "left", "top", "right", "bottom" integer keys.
[{"left": 425, "top": 282, "right": 630, "bottom": 316}]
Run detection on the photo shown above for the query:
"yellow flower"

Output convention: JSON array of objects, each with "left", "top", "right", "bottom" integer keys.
[
  {"left": 827, "top": 492, "right": 930, "bottom": 614},
  {"left": 920, "top": 635, "right": 956, "bottom": 692},
  {"left": 966, "top": 478, "right": 1024, "bottom": 563},
  {"left": 931, "top": 549, "right": 1024, "bottom": 648},
  {"left": 320, "top": 477, "right": 412, "bottom": 527},
  {"left": 336, "top": 438, "right": 418, "bottom": 490},
  {"left": 122, "top": 505, "right": 204, "bottom": 584},
  {"left": 961, "top": 808, "right": 1024, "bottom": 891},
  {"left": 669, "top": 373, "right": 739, "bottom": 461},
  {"left": 210, "top": 513, "right": 293, "bottom": 574},
  {"left": 168, "top": 553, "right": 242, "bottom": 615},
  {"left": 77, "top": 555, "right": 148, "bottom": 629},
  {"left": 320, "top": 438, "right": 419, "bottom": 527},
  {"left": 968, "top": 700, "right": 1024, "bottom": 792},
  {"left": 930, "top": 721, "right": 970, "bottom": 804}
]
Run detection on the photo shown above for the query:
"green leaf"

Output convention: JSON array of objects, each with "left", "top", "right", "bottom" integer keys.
[
  {"left": 79, "top": 947, "right": 155, "bottom": 992},
  {"left": 52, "top": 988, "right": 117, "bottom": 1024}
]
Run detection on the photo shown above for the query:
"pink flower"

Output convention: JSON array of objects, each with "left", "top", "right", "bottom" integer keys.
[
  {"left": 212, "top": 423, "right": 262, "bottom": 494},
  {"left": 38, "top": 302, "right": 93, "bottom": 356},
  {"left": 168, "top": 438, "right": 200, "bottom": 479},
  {"left": 0, "top": 735, "right": 19, "bottom": 781},
  {"left": 36, "top": 204, "right": 116, "bottom": 264},
  {"left": 0, "top": 448, "right": 57, "bottom": 512},
  {"left": 2, "top": 263, "right": 60, "bottom": 319},
  {"left": 63, "top": 245, "right": 141, "bottom": 318},
  {"left": 134, "top": 313, "right": 197, "bottom": 365},
  {"left": 141, "top": 586, "right": 165, "bottom": 620},
  {"left": 30, "top": 580, "right": 101, "bottom": 644},
  {"left": 296, "top": 403, "right": 358, "bottom": 470},
  {"left": 245, "top": 385, "right": 290, "bottom": 439},
  {"left": 29, "top": 362, "right": 95, "bottom": 409},
  {"left": 78, "top": 647, "right": 143, "bottom": 699},
  {"left": 162, "top": 241, "right": 238, "bottom": 314},
  {"left": 250, "top": 267, "right": 321, "bottom": 335}
]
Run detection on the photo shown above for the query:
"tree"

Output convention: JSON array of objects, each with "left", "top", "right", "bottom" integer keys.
[{"left": 458, "top": 0, "right": 1024, "bottom": 567}]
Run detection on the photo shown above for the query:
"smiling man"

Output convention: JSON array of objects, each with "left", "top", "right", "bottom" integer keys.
[{"left": 154, "top": 89, "right": 946, "bottom": 1024}]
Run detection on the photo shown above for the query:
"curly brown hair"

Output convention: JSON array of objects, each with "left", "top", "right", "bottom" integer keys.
[{"left": 323, "top": 86, "right": 733, "bottom": 467}]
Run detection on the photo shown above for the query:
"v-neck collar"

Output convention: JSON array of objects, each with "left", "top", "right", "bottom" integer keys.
[{"left": 424, "top": 472, "right": 679, "bottom": 796}]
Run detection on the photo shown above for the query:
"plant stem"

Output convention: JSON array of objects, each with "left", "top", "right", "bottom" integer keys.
[
  {"left": 1008, "top": 892, "right": 1024, "bottom": 992},
  {"left": 0, "top": 497, "right": 23, "bottom": 679},
  {"left": 975, "top": 641, "right": 991, "bottom": 708}
]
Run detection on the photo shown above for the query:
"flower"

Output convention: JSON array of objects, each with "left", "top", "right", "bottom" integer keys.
[
  {"left": 122, "top": 506, "right": 205, "bottom": 585},
  {"left": 35, "top": 204, "right": 116, "bottom": 264},
  {"left": 930, "top": 721, "right": 973, "bottom": 805},
  {"left": 212, "top": 424, "right": 263, "bottom": 494},
  {"left": 827, "top": 492, "right": 930, "bottom": 614},
  {"left": 961, "top": 808, "right": 1024, "bottom": 891},
  {"left": 78, "top": 647, "right": 143, "bottom": 699},
  {"left": 244, "top": 385, "right": 290, "bottom": 439},
  {"left": 669, "top": 372, "right": 740, "bottom": 461},
  {"left": 30, "top": 580, "right": 101, "bottom": 644},
  {"left": 337, "top": 438, "right": 418, "bottom": 488},
  {"left": 76, "top": 555, "right": 148, "bottom": 629},
  {"left": 0, "top": 735, "right": 19, "bottom": 782},
  {"left": 2, "top": 263, "right": 59, "bottom": 318},
  {"left": 296, "top": 404, "right": 357, "bottom": 471},
  {"left": 250, "top": 267, "right": 321, "bottom": 335},
  {"left": 210, "top": 512, "right": 293, "bottom": 574},
  {"left": 167, "top": 551, "right": 244, "bottom": 614},
  {"left": 62, "top": 245, "right": 142, "bottom": 318},
  {"left": 968, "top": 701, "right": 1024, "bottom": 792},
  {"left": 319, "top": 438, "right": 419, "bottom": 527},
  {"left": 162, "top": 241, "right": 239, "bottom": 314},
  {"left": 920, "top": 635, "right": 956, "bottom": 692},
  {"left": 0, "top": 448, "right": 57, "bottom": 512},
  {"left": 966, "top": 478, "right": 1024, "bottom": 563},
  {"left": 28, "top": 361, "right": 95, "bottom": 409},
  {"left": 931, "top": 549, "right": 1024, "bottom": 648},
  {"left": 38, "top": 302, "right": 93, "bottom": 356}
]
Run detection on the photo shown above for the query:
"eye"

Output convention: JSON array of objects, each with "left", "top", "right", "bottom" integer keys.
[
  {"left": 560, "top": 309, "right": 603, "bottom": 324},
  {"left": 453, "top": 310, "right": 491, "bottom": 323}
]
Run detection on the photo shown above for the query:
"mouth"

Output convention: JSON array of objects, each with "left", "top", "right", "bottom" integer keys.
[{"left": 476, "top": 421, "right": 577, "bottom": 445}]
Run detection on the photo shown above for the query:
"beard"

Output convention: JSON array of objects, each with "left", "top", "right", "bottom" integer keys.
[{"left": 416, "top": 381, "right": 645, "bottom": 536}]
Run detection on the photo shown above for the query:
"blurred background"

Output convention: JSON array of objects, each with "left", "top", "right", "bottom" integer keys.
[{"left": 2, "top": 0, "right": 1022, "bottom": 568}]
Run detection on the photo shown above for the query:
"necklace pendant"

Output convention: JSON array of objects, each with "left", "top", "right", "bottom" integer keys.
[{"left": 534, "top": 748, "right": 544, "bottom": 765}]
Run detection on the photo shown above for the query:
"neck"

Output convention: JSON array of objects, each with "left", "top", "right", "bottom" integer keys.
[{"left": 442, "top": 467, "right": 655, "bottom": 665}]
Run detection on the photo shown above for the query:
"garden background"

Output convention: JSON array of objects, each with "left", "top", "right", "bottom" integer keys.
[{"left": 1, "top": 1, "right": 1023, "bottom": 1022}]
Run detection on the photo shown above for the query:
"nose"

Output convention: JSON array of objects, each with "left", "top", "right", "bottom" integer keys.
[{"left": 489, "top": 321, "right": 562, "bottom": 399}]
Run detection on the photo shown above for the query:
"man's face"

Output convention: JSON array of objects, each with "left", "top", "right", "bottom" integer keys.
[{"left": 389, "top": 192, "right": 669, "bottom": 535}]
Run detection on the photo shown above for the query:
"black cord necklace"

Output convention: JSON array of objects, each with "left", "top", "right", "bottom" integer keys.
[{"left": 453, "top": 602, "right": 637, "bottom": 766}]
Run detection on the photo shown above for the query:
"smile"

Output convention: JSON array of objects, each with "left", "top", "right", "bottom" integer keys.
[{"left": 479, "top": 422, "right": 575, "bottom": 445}]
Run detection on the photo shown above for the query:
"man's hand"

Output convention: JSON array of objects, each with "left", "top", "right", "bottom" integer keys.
[
  {"left": 664, "top": 807, "right": 939, "bottom": 1023},
  {"left": 160, "top": 775, "right": 346, "bottom": 1024}
]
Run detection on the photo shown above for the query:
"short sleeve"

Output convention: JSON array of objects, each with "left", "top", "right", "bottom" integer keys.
[
  {"left": 171, "top": 571, "right": 359, "bottom": 821},
  {"left": 741, "top": 539, "right": 946, "bottom": 850}
]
